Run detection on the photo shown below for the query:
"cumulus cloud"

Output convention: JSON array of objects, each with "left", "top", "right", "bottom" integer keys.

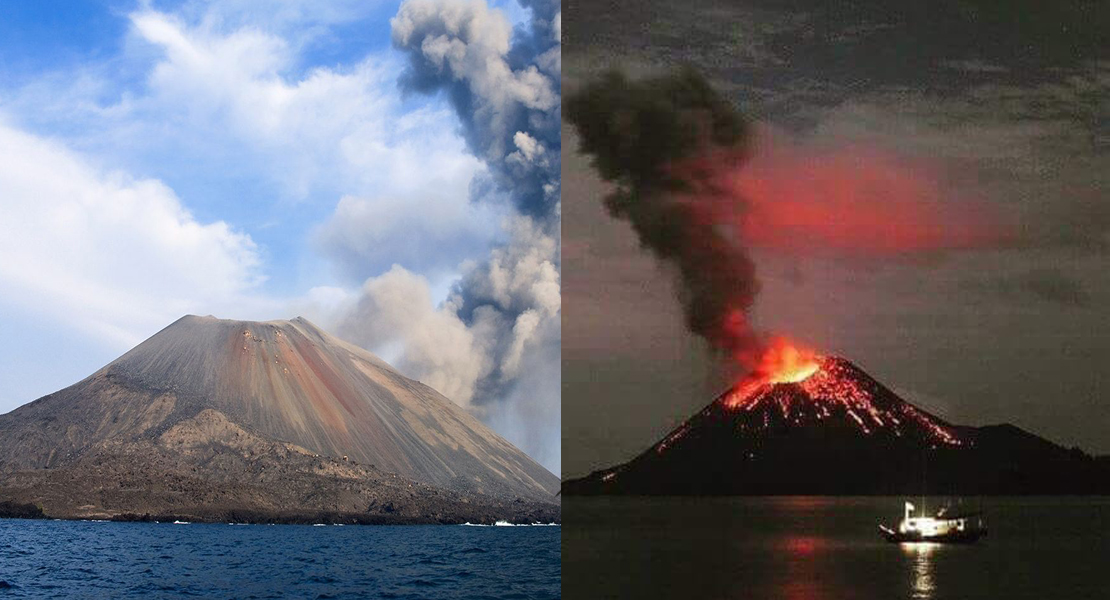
[
  {"left": 0, "top": 120, "right": 266, "bottom": 347},
  {"left": 3, "top": 8, "right": 496, "bottom": 274},
  {"left": 314, "top": 193, "right": 499, "bottom": 282},
  {"left": 127, "top": 10, "right": 484, "bottom": 201},
  {"left": 124, "top": 9, "right": 515, "bottom": 280}
]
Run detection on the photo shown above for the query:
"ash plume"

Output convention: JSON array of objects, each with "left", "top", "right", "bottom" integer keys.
[
  {"left": 391, "top": 0, "right": 561, "bottom": 220},
  {"left": 566, "top": 69, "right": 764, "bottom": 367},
  {"left": 336, "top": 0, "right": 562, "bottom": 472}
]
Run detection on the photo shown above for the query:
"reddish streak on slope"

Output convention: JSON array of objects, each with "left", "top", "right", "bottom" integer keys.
[
  {"left": 288, "top": 332, "right": 360, "bottom": 418},
  {"left": 720, "top": 351, "right": 962, "bottom": 446},
  {"left": 275, "top": 330, "right": 348, "bottom": 434}
]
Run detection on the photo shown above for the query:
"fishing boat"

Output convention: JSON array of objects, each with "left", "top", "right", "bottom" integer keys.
[{"left": 880, "top": 501, "right": 986, "bottom": 544}]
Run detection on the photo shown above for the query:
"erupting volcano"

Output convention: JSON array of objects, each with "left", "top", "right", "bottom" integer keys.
[
  {"left": 725, "top": 342, "right": 961, "bottom": 445},
  {"left": 563, "top": 69, "right": 1107, "bottom": 497},
  {"left": 564, "top": 345, "right": 1110, "bottom": 496}
]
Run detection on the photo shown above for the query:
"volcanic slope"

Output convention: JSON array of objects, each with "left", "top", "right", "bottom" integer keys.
[
  {"left": 0, "top": 315, "right": 558, "bottom": 522},
  {"left": 563, "top": 356, "right": 1110, "bottom": 495}
]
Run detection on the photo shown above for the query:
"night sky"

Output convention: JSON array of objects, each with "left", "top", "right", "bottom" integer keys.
[{"left": 562, "top": 0, "right": 1110, "bottom": 477}]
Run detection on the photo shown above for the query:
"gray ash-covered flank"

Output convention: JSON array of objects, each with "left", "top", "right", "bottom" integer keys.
[
  {"left": 0, "top": 315, "right": 558, "bottom": 523},
  {"left": 563, "top": 356, "right": 1110, "bottom": 496}
]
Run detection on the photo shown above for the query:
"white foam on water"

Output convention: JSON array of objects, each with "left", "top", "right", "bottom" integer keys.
[{"left": 460, "top": 522, "right": 560, "bottom": 527}]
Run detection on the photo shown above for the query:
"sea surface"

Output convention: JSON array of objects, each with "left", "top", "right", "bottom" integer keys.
[
  {"left": 563, "top": 496, "right": 1110, "bottom": 600},
  {"left": 0, "top": 520, "right": 559, "bottom": 599}
]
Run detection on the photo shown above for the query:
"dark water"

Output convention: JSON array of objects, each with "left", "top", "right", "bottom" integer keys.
[
  {"left": 564, "top": 496, "right": 1110, "bottom": 600},
  {"left": 0, "top": 520, "right": 559, "bottom": 599}
]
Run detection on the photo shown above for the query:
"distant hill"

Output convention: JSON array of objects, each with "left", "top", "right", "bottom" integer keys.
[
  {"left": 563, "top": 356, "right": 1109, "bottom": 495},
  {"left": 0, "top": 315, "right": 558, "bottom": 523}
]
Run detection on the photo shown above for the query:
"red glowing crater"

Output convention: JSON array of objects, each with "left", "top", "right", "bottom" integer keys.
[
  {"left": 759, "top": 340, "right": 821, "bottom": 384},
  {"left": 732, "top": 338, "right": 823, "bottom": 399}
]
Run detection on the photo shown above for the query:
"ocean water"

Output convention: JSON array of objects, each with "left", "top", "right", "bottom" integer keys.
[
  {"left": 563, "top": 496, "right": 1110, "bottom": 600},
  {"left": 0, "top": 520, "right": 559, "bottom": 599}
]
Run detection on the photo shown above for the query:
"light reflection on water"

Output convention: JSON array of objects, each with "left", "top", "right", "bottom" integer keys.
[
  {"left": 902, "top": 542, "right": 940, "bottom": 599},
  {"left": 564, "top": 496, "right": 1110, "bottom": 600}
]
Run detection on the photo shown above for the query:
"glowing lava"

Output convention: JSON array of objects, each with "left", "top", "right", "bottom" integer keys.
[
  {"left": 758, "top": 339, "right": 821, "bottom": 384},
  {"left": 731, "top": 338, "right": 823, "bottom": 400},
  {"left": 718, "top": 345, "right": 963, "bottom": 446}
]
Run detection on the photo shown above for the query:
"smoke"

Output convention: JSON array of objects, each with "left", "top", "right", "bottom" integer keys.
[
  {"left": 567, "top": 69, "right": 1010, "bottom": 373},
  {"left": 334, "top": 0, "right": 562, "bottom": 473},
  {"left": 566, "top": 69, "right": 764, "bottom": 368},
  {"left": 338, "top": 217, "right": 560, "bottom": 469},
  {"left": 391, "top": 0, "right": 561, "bottom": 219},
  {"left": 338, "top": 265, "right": 489, "bottom": 406}
]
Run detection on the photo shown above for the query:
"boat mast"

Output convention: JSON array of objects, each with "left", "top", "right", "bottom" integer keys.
[{"left": 921, "top": 446, "right": 928, "bottom": 515}]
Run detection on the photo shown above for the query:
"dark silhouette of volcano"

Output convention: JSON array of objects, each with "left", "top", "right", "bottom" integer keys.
[
  {"left": 0, "top": 315, "right": 559, "bottom": 523},
  {"left": 563, "top": 356, "right": 1109, "bottom": 495}
]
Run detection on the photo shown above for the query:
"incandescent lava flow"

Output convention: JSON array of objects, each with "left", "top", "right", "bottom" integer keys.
[{"left": 721, "top": 342, "right": 962, "bottom": 445}]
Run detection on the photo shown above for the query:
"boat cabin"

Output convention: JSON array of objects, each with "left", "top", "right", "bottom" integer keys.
[{"left": 880, "top": 502, "right": 986, "bottom": 543}]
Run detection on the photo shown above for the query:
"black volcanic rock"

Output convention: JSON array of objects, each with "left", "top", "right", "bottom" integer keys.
[
  {"left": 0, "top": 501, "right": 46, "bottom": 520},
  {"left": 563, "top": 357, "right": 1110, "bottom": 495},
  {"left": 0, "top": 316, "right": 559, "bottom": 523}
]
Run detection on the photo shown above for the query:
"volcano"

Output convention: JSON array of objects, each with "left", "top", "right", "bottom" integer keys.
[
  {"left": 0, "top": 315, "right": 559, "bottom": 523},
  {"left": 563, "top": 353, "right": 1110, "bottom": 495}
]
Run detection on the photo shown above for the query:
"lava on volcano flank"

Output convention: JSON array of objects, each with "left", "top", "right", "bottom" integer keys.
[
  {"left": 564, "top": 343, "right": 1110, "bottom": 496},
  {"left": 722, "top": 345, "right": 962, "bottom": 446}
]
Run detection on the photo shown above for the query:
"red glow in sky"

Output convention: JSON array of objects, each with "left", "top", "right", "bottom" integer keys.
[{"left": 706, "top": 136, "right": 1012, "bottom": 256}]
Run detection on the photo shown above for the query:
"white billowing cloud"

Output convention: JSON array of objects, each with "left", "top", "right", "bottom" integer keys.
[
  {"left": 314, "top": 190, "right": 498, "bottom": 281},
  {"left": 114, "top": 9, "right": 506, "bottom": 279},
  {"left": 339, "top": 265, "right": 491, "bottom": 406},
  {"left": 0, "top": 120, "right": 266, "bottom": 348},
  {"left": 127, "top": 10, "right": 483, "bottom": 203}
]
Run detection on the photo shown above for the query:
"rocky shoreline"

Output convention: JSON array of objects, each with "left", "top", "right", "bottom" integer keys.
[{"left": 0, "top": 492, "right": 559, "bottom": 525}]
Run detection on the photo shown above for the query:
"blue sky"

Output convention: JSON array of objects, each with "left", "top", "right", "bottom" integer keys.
[{"left": 0, "top": 0, "right": 561, "bottom": 471}]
